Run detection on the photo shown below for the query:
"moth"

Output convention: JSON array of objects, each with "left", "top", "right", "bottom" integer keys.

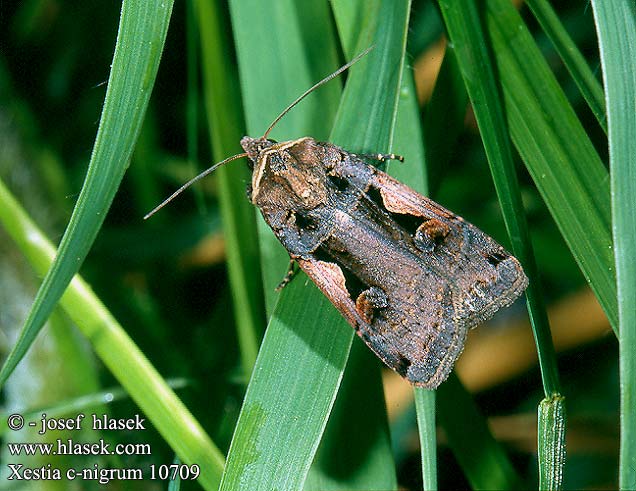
[{"left": 146, "top": 50, "right": 528, "bottom": 389}]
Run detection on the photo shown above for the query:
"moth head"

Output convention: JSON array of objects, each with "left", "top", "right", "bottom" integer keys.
[{"left": 240, "top": 136, "right": 275, "bottom": 167}]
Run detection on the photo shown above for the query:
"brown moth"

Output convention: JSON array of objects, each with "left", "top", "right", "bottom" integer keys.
[{"left": 146, "top": 51, "right": 528, "bottom": 389}]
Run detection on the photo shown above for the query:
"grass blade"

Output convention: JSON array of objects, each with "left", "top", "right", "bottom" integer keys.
[
  {"left": 438, "top": 1, "right": 564, "bottom": 486},
  {"left": 391, "top": 62, "right": 429, "bottom": 195},
  {"left": 438, "top": 0, "right": 561, "bottom": 396},
  {"left": 526, "top": 0, "right": 606, "bottom": 132},
  {"left": 305, "top": 341, "right": 396, "bottom": 490},
  {"left": 392, "top": 61, "right": 438, "bottom": 490},
  {"left": 0, "top": 178, "right": 224, "bottom": 489},
  {"left": 218, "top": 278, "right": 354, "bottom": 491},
  {"left": 0, "top": 0, "right": 175, "bottom": 386},
  {"left": 485, "top": 0, "right": 616, "bottom": 330},
  {"left": 220, "top": 1, "right": 410, "bottom": 488},
  {"left": 229, "top": 0, "right": 342, "bottom": 314},
  {"left": 415, "top": 389, "right": 437, "bottom": 490},
  {"left": 538, "top": 395, "right": 567, "bottom": 490},
  {"left": 591, "top": 2, "right": 636, "bottom": 488},
  {"left": 422, "top": 45, "right": 523, "bottom": 486},
  {"left": 306, "top": 26, "right": 422, "bottom": 489}
]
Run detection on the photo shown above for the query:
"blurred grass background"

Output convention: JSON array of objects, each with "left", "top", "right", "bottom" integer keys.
[{"left": 0, "top": 0, "right": 627, "bottom": 490}]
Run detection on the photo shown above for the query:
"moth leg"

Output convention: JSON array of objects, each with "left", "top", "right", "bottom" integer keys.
[
  {"left": 275, "top": 259, "right": 298, "bottom": 292},
  {"left": 358, "top": 152, "right": 404, "bottom": 163},
  {"left": 355, "top": 286, "right": 389, "bottom": 324}
]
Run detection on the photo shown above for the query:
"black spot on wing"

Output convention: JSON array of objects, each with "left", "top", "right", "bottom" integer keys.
[
  {"left": 327, "top": 173, "right": 349, "bottom": 192},
  {"left": 486, "top": 251, "right": 508, "bottom": 267},
  {"left": 295, "top": 212, "right": 316, "bottom": 230},
  {"left": 395, "top": 354, "right": 412, "bottom": 377}
]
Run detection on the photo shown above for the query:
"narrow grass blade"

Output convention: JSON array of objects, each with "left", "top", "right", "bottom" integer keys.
[
  {"left": 538, "top": 395, "right": 567, "bottom": 490},
  {"left": 306, "top": 5, "right": 416, "bottom": 490},
  {"left": 0, "top": 178, "right": 224, "bottom": 489},
  {"left": 415, "top": 389, "right": 437, "bottom": 491},
  {"left": 438, "top": 2, "right": 564, "bottom": 486},
  {"left": 419, "top": 42, "right": 523, "bottom": 491},
  {"left": 185, "top": 0, "right": 205, "bottom": 215},
  {"left": 330, "top": 1, "right": 409, "bottom": 151},
  {"left": 439, "top": 0, "right": 560, "bottom": 395},
  {"left": 485, "top": 0, "right": 616, "bottom": 331},
  {"left": 0, "top": 0, "right": 175, "bottom": 386},
  {"left": 220, "top": 1, "right": 410, "bottom": 489},
  {"left": 196, "top": 0, "right": 266, "bottom": 376},
  {"left": 591, "top": 2, "right": 636, "bottom": 488},
  {"left": 168, "top": 456, "right": 183, "bottom": 491},
  {"left": 391, "top": 62, "right": 428, "bottom": 195},
  {"left": 526, "top": 0, "right": 606, "bottom": 132}
]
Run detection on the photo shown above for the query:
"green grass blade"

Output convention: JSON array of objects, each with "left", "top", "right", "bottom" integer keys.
[
  {"left": 0, "top": 0, "right": 175, "bottom": 387},
  {"left": 330, "top": 1, "right": 409, "bottom": 151},
  {"left": 168, "top": 456, "right": 183, "bottom": 491},
  {"left": 421, "top": 46, "right": 519, "bottom": 490},
  {"left": 185, "top": 0, "right": 205, "bottom": 215},
  {"left": 0, "top": 178, "right": 224, "bottom": 489},
  {"left": 196, "top": 0, "right": 266, "bottom": 376},
  {"left": 305, "top": 8, "right": 420, "bottom": 490},
  {"left": 526, "top": 0, "right": 606, "bottom": 132},
  {"left": 438, "top": 0, "right": 561, "bottom": 396},
  {"left": 439, "top": 2, "right": 565, "bottom": 486},
  {"left": 591, "top": 2, "right": 636, "bottom": 488},
  {"left": 305, "top": 341, "right": 396, "bottom": 490},
  {"left": 538, "top": 395, "right": 567, "bottom": 490},
  {"left": 391, "top": 63, "right": 428, "bottom": 195},
  {"left": 218, "top": 278, "right": 354, "bottom": 491},
  {"left": 485, "top": 0, "right": 617, "bottom": 331},
  {"left": 306, "top": 46, "right": 422, "bottom": 491},
  {"left": 415, "top": 389, "right": 437, "bottom": 490},
  {"left": 220, "top": 2, "right": 410, "bottom": 489}
]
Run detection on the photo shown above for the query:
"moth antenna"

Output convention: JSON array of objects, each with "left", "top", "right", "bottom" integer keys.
[
  {"left": 262, "top": 46, "right": 374, "bottom": 139},
  {"left": 144, "top": 152, "right": 248, "bottom": 220}
]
